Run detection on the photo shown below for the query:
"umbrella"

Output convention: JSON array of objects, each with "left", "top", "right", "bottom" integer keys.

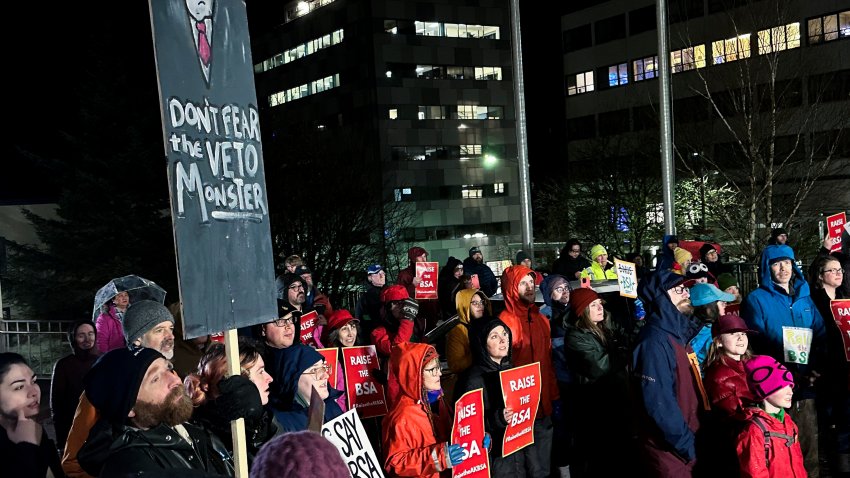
[{"left": 92, "top": 274, "right": 167, "bottom": 321}]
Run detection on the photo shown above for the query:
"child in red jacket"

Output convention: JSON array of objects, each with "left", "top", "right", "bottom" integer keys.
[{"left": 736, "top": 355, "right": 807, "bottom": 478}]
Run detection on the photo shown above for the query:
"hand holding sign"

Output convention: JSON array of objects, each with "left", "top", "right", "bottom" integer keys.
[
  {"left": 830, "top": 299, "right": 850, "bottom": 362},
  {"left": 826, "top": 212, "right": 846, "bottom": 252},
  {"left": 451, "top": 389, "right": 489, "bottom": 477},
  {"left": 499, "top": 362, "right": 541, "bottom": 457}
]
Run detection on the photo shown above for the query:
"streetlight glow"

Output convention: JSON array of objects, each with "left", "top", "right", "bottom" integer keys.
[{"left": 483, "top": 154, "right": 498, "bottom": 167}]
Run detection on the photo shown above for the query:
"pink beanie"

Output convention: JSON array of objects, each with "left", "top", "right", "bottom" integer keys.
[
  {"left": 251, "top": 431, "right": 349, "bottom": 477},
  {"left": 744, "top": 355, "right": 795, "bottom": 400}
]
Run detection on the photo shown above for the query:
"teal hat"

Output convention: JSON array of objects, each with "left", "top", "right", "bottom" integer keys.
[{"left": 690, "top": 283, "right": 735, "bottom": 307}]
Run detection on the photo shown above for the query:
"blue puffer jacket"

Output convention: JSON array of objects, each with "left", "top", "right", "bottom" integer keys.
[
  {"left": 742, "top": 245, "right": 826, "bottom": 400},
  {"left": 633, "top": 270, "right": 702, "bottom": 462},
  {"left": 539, "top": 274, "right": 574, "bottom": 384},
  {"left": 268, "top": 344, "right": 344, "bottom": 431}
]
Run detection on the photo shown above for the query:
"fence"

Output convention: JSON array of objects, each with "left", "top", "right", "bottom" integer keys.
[{"left": 0, "top": 319, "right": 72, "bottom": 376}]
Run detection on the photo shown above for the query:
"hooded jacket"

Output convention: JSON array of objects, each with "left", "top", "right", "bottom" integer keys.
[
  {"left": 552, "top": 240, "right": 591, "bottom": 280},
  {"left": 445, "top": 289, "right": 492, "bottom": 374},
  {"left": 632, "top": 270, "right": 703, "bottom": 463},
  {"left": 462, "top": 255, "right": 498, "bottom": 297},
  {"left": 51, "top": 320, "right": 100, "bottom": 451},
  {"left": 700, "top": 243, "right": 730, "bottom": 278},
  {"left": 498, "top": 265, "right": 559, "bottom": 416},
  {"left": 95, "top": 305, "right": 125, "bottom": 353},
  {"left": 454, "top": 319, "right": 522, "bottom": 464},
  {"left": 267, "top": 344, "right": 343, "bottom": 432},
  {"left": 397, "top": 247, "right": 428, "bottom": 298},
  {"left": 438, "top": 257, "right": 463, "bottom": 318},
  {"left": 580, "top": 245, "right": 618, "bottom": 281},
  {"left": 658, "top": 235, "right": 678, "bottom": 271},
  {"left": 539, "top": 274, "right": 574, "bottom": 384},
  {"left": 742, "top": 245, "right": 826, "bottom": 400},
  {"left": 736, "top": 407, "right": 807, "bottom": 478},
  {"left": 382, "top": 343, "right": 451, "bottom": 478}
]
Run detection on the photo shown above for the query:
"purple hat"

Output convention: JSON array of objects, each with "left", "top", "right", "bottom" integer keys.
[
  {"left": 744, "top": 355, "right": 795, "bottom": 400},
  {"left": 711, "top": 314, "right": 757, "bottom": 338}
]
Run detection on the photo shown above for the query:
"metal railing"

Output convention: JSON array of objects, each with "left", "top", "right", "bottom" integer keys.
[{"left": 0, "top": 320, "right": 72, "bottom": 376}]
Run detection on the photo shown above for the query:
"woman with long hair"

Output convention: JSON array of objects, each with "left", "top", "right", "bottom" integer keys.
[{"left": 321, "top": 308, "right": 362, "bottom": 411}]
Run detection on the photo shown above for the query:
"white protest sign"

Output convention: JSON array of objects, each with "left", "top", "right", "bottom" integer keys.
[
  {"left": 782, "top": 326, "right": 813, "bottom": 364},
  {"left": 614, "top": 259, "right": 638, "bottom": 298},
  {"left": 321, "top": 409, "right": 386, "bottom": 478}
]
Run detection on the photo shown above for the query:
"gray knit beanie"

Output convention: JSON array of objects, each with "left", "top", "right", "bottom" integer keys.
[{"left": 123, "top": 300, "right": 174, "bottom": 344}]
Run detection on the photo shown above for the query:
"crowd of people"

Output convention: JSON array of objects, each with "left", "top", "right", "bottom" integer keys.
[{"left": 1, "top": 231, "right": 848, "bottom": 478}]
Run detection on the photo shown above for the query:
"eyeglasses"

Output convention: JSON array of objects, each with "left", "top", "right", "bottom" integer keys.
[
  {"left": 272, "top": 317, "right": 295, "bottom": 327},
  {"left": 553, "top": 286, "right": 570, "bottom": 294},
  {"left": 288, "top": 283, "right": 305, "bottom": 291},
  {"left": 823, "top": 268, "right": 845, "bottom": 274},
  {"left": 671, "top": 285, "right": 688, "bottom": 295},
  {"left": 423, "top": 365, "right": 442, "bottom": 377},
  {"left": 302, "top": 363, "right": 330, "bottom": 379},
  {"left": 470, "top": 300, "right": 484, "bottom": 307}
]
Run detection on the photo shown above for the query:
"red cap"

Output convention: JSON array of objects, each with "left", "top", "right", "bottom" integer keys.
[
  {"left": 570, "top": 288, "right": 600, "bottom": 316},
  {"left": 381, "top": 284, "right": 409, "bottom": 303}
]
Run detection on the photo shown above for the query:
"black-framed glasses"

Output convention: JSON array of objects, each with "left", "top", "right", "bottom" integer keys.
[
  {"left": 302, "top": 363, "right": 330, "bottom": 379},
  {"left": 272, "top": 316, "right": 295, "bottom": 327},
  {"left": 823, "top": 268, "right": 845, "bottom": 274},
  {"left": 553, "top": 286, "right": 570, "bottom": 294},
  {"left": 470, "top": 300, "right": 485, "bottom": 307},
  {"left": 671, "top": 285, "right": 688, "bottom": 295},
  {"left": 424, "top": 365, "right": 441, "bottom": 377}
]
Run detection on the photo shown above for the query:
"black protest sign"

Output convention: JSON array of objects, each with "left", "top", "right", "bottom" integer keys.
[
  {"left": 149, "top": 0, "right": 276, "bottom": 337},
  {"left": 321, "top": 409, "right": 386, "bottom": 478}
]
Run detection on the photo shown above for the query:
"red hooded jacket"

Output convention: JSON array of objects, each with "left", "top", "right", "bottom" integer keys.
[
  {"left": 382, "top": 343, "right": 451, "bottom": 477},
  {"left": 498, "top": 265, "right": 559, "bottom": 415},
  {"left": 736, "top": 407, "right": 807, "bottom": 478}
]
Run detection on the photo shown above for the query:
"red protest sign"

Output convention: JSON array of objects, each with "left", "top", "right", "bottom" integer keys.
[
  {"left": 499, "top": 362, "right": 541, "bottom": 457},
  {"left": 209, "top": 332, "right": 225, "bottom": 344},
  {"left": 317, "top": 348, "right": 339, "bottom": 388},
  {"left": 299, "top": 310, "right": 319, "bottom": 347},
  {"left": 827, "top": 212, "right": 846, "bottom": 252},
  {"left": 342, "top": 345, "right": 388, "bottom": 418},
  {"left": 470, "top": 274, "right": 481, "bottom": 290},
  {"left": 830, "top": 299, "right": 850, "bottom": 362},
  {"left": 415, "top": 262, "right": 439, "bottom": 299},
  {"left": 451, "top": 389, "right": 490, "bottom": 478}
]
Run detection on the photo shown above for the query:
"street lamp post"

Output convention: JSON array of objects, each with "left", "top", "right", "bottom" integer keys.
[{"left": 510, "top": 0, "right": 534, "bottom": 255}]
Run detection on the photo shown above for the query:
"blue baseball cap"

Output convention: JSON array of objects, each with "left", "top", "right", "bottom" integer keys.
[
  {"left": 367, "top": 264, "right": 383, "bottom": 275},
  {"left": 689, "top": 283, "right": 735, "bottom": 307}
]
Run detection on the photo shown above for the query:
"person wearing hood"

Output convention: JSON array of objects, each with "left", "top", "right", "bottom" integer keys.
[
  {"left": 455, "top": 319, "right": 534, "bottom": 476},
  {"left": 552, "top": 238, "right": 591, "bottom": 280},
  {"left": 498, "top": 265, "right": 559, "bottom": 477},
  {"left": 580, "top": 244, "right": 618, "bottom": 281},
  {"left": 446, "top": 288, "right": 492, "bottom": 374},
  {"left": 438, "top": 257, "right": 464, "bottom": 319},
  {"left": 657, "top": 235, "right": 679, "bottom": 271},
  {"left": 95, "top": 290, "right": 129, "bottom": 353},
  {"left": 267, "top": 343, "right": 343, "bottom": 432},
  {"left": 398, "top": 246, "right": 441, "bottom": 334},
  {"left": 373, "top": 285, "right": 417, "bottom": 358},
  {"left": 672, "top": 247, "right": 693, "bottom": 275},
  {"left": 382, "top": 342, "right": 476, "bottom": 477},
  {"left": 699, "top": 243, "right": 729, "bottom": 278},
  {"left": 184, "top": 338, "right": 279, "bottom": 466},
  {"left": 463, "top": 246, "right": 499, "bottom": 297},
  {"left": 688, "top": 283, "right": 736, "bottom": 370},
  {"left": 743, "top": 244, "right": 826, "bottom": 477},
  {"left": 50, "top": 320, "right": 99, "bottom": 452},
  {"left": 564, "top": 288, "right": 632, "bottom": 476},
  {"left": 632, "top": 270, "right": 707, "bottom": 476}
]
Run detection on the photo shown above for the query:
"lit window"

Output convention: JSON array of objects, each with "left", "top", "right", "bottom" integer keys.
[
  {"left": 389, "top": 109, "right": 398, "bottom": 119},
  {"left": 394, "top": 188, "right": 413, "bottom": 202},
  {"left": 457, "top": 105, "right": 475, "bottom": 119},
  {"left": 474, "top": 67, "right": 503, "bottom": 80},
  {"left": 255, "top": 29, "right": 344, "bottom": 73},
  {"left": 671, "top": 45, "right": 706, "bottom": 73},
  {"left": 384, "top": 20, "right": 397, "bottom": 34},
  {"left": 608, "top": 62, "right": 628, "bottom": 86},
  {"left": 633, "top": 56, "right": 658, "bottom": 81},
  {"left": 460, "top": 145, "right": 482, "bottom": 156},
  {"left": 414, "top": 21, "right": 500, "bottom": 39},
  {"left": 493, "top": 183, "right": 505, "bottom": 194},
  {"left": 461, "top": 185, "right": 484, "bottom": 199},
  {"left": 385, "top": 71, "right": 392, "bottom": 78},
  {"left": 711, "top": 34, "right": 751, "bottom": 64},
  {"left": 418, "top": 106, "right": 447, "bottom": 120},
  {"left": 268, "top": 74, "right": 341, "bottom": 107},
  {"left": 758, "top": 23, "right": 801, "bottom": 54},
  {"left": 808, "top": 11, "right": 849, "bottom": 44},
  {"left": 567, "top": 71, "right": 595, "bottom": 95}
]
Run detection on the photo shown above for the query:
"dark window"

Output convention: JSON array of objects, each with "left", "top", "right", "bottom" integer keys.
[
  {"left": 567, "top": 115, "right": 596, "bottom": 141},
  {"left": 595, "top": 14, "right": 626, "bottom": 45},
  {"left": 674, "top": 96, "right": 709, "bottom": 123},
  {"left": 808, "top": 69, "right": 850, "bottom": 103},
  {"left": 757, "top": 79, "right": 802, "bottom": 111},
  {"left": 708, "top": 0, "right": 751, "bottom": 14},
  {"left": 598, "top": 109, "right": 630, "bottom": 136},
  {"left": 633, "top": 105, "right": 658, "bottom": 131},
  {"left": 668, "top": 0, "right": 704, "bottom": 24},
  {"left": 629, "top": 6, "right": 656, "bottom": 35},
  {"left": 563, "top": 24, "right": 592, "bottom": 52}
]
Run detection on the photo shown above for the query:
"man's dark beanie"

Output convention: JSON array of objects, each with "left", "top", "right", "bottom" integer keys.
[
  {"left": 123, "top": 300, "right": 174, "bottom": 344},
  {"left": 85, "top": 347, "right": 163, "bottom": 422}
]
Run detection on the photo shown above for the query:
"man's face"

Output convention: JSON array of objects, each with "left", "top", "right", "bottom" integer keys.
[
  {"left": 668, "top": 242, "right": 678, "bottom": 251},
  {"left": 137, "top": 321, "right": 175, "bottom": 360},
  {"left": 776, "top": 234, "right": 788, "bottom": 245},
  {"left": 287, "top": 281, "right": 306, "bottom": 306},
  {"left": 368, "top": 270, "right": 386, "bottom": 287},
  {"left": 666, "top": 284, "right": 692, "bottom": 315},
  {"left": 301, "top": 273, "right": 313, "bottom": 288},
  {"left": 521, "top": 259, "right": 532, "bottom": 268},
  {"left": 74, "top": 324, "right": 96, "bottom": 351},
  {"left": 705, "top": 250, "right": 718, "bottom": 263},
  {"left": 264, "top": 313, "right": 297, "bottom": 349},
  {"left": 551, "top": 282, "right": 570, "bottom": 305},
  {"left": 770, "top": 259, "right": 793, "bottom": 286},
  {"left": 517, "top": 274, "right": 536, "bottom": 304},
  {"left": 472, "top": 252, "right": 483, "bottom": 264},
  {"left": 130, "top": 358, "right": 192, "bottom": 429},
  {"left": 634, "top": 256, "right": 643, "bottom": 267},
  {"left": 185, "top": 0, "right": 213, "bottom": 21}
]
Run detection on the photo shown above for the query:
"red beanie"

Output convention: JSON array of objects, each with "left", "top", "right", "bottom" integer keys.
[
  {"left": 570, "top": 288, "right": 599, "bottom": 316},
  {"left": 381, "top": 284, "right": 409, "bottom": 303}
]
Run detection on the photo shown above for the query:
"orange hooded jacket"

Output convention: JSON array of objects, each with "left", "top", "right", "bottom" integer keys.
[
  {"left": 498, "top": 265, "right": 559, "bottom": 416},
  {"left": 382, "top": 342, "right": 451, "bottom": 477}
]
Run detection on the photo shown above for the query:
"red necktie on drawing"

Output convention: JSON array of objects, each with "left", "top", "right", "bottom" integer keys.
[{"left": 197, "top": 21, "right": 211, "bottom": 66}]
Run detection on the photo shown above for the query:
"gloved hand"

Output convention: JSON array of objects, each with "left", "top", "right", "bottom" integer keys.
[
  {"left": 551, "top": 400, "right": 563, "bottom": 423},
  {"left": 482, "top": 433, "right": 491, "bottom": 451},
  {"left": 216, "top": 375, "right": 264, "bottom": 423},
  {"left": 446, "top": 443, "right": 467, "bottom": 467},
  {"left": 401, "top": 298, "right": 419, "bottom": 321}
]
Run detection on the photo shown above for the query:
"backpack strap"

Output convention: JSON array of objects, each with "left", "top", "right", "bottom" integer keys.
[{"left": 750, "top": 414, "right": 798, "bottom": 469}]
